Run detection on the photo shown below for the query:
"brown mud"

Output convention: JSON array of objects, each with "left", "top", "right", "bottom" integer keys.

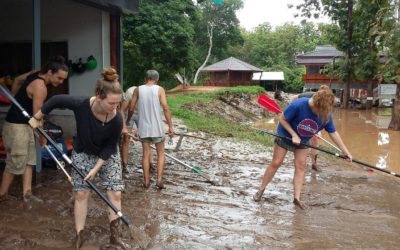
[{"left": 1, "top": 93, "right": 400, "bottom": 249}]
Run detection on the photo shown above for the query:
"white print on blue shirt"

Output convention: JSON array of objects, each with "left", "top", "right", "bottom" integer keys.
[{"left": 297, "top": 118, "right": 319, "bottom": 137}]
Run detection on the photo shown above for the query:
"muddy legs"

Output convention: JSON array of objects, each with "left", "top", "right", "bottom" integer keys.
[
  {"left": 311, "top": 154, "right": 320, "bottom": 171},
  {"left": 110, "top": 219, "right": 130, "bottom": 250},
  {"left": 75, "top": 228, "right": 89, "bottom": 250},
  {"left": 293, "top": 198, "right": 305, "bottom": 210},
  {"left": 253, "top": 188, "right": 265, "bottom": 202}
]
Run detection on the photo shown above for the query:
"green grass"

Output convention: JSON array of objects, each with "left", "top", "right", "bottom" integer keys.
[{"left": 167, "top": 86, "right": 274, "bottom": 147}]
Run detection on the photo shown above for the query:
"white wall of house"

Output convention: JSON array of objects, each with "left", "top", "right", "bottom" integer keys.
[{"left": 42, "top": 0, "right": 111, "bottom": 96}]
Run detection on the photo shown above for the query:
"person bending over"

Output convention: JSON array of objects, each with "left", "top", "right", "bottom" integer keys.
[
  {"left": 0, "top": 56, "right": 68, "bottom": 207},
  {"left": 29, "top": 67, "right": 130, "bottom": 249},
  {"left": 253, "top": 88, "right": 352, "bottom": 209}
]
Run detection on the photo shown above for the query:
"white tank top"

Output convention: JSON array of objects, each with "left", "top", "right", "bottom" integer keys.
[{"left": 137, "top": 84, "right": 165, "bottom": 138}]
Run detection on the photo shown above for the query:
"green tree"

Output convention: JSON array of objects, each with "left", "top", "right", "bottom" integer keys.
[
  {"left": 296, "top": 0, "right": 399, "bottom": 127},
  {"left": 229, "top": 22, "right": 330, "bottom": 93},
  {"left": 372, "top": 0, "right": 400, "bottom": 130},
  {"left": 123, "top": 0, "right": 197, "bottom": 89},
  {"left": 193, "top": 0, "right": 243, "bottom": 83},
  {"left": 294, "top": 0, "right": 356, "bottom": 108}
]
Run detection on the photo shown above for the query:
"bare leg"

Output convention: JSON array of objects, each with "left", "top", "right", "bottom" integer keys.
[
  {"left": 0, "top": 169, "right": 15, "bottom": 196},
  {"left": 154, "top": 141, "right": 165, "bottom": 185},
  {"left": 108, "top": 190, "right": 130, "bottom": 249},
  {"left": 254, "top": 144, "right": 287, "bottom": 201},
  {"left": 141, "top": 142, "right": 151, "bottom": 188},
  {"left": 74, "top": 189, "right": 91, "bottom": 249},
  {"left": 22, "top": 165, "right": 33, "bottom": 195},
  {"left": 107, "top": 191, "right": 122, "bottom": 222},
  {"left": 74, "top": 189, "right": 91, "bottom": 233},
  {"left": 293, "top": 148, "right": 308, "bottom": 202},
  {"left": 120, "top": 134, "right": 130, "bottom": 170},
  {"left": 310, "top": 136, "right": 319, "bottom": 171},
  {"left": 259, "top": 144, "right": 287, "bottom": 190}
]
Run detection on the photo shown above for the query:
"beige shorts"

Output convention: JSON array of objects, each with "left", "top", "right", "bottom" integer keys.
[
  {"left": 139, "top": 136, "right": 165, "bottom": 144},
  {"left": 2, "top": 122, "right": 36, "bottom": 174}
]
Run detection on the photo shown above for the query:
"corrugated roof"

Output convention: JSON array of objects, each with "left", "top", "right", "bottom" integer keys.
[
  {"left": 296, "top": 45, "right": 343, "bottom": 65},
  {"left": 252, "top": 72, "right": 284, "bottom": 81},
  {"left": 297, "top": 45, "right": 342, "bottom": 58},
  {"left": 296, "top": 58, "right": 338, "bottom": 65},
  {"left": 202, "top": 57, "right": 263, "bottom": 72}
]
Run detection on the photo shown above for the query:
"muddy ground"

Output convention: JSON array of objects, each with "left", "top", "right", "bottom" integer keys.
[{"left": 1, "top": 94, "right": 400, "bottom": 249}]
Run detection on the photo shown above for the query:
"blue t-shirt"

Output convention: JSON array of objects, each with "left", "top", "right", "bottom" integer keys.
[{"left": 277, "top": 98, "right": 336, "bottom": 144}]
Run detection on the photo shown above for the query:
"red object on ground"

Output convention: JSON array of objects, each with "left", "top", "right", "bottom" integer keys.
[{"left": 257, "top": 93, "right": 282, "bottom": 113}]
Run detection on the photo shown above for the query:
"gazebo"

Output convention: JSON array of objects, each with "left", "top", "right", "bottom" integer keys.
[{"left": 201, "top": 57, "right": 262, "bottom": 87}]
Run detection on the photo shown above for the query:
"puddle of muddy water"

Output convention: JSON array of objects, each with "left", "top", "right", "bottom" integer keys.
[{"left": 255, "top": 108, "right": 400, "bottom": 174}]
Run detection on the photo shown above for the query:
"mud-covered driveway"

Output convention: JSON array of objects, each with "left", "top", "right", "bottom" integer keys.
[{"left": 1, "top": 130, "right": 400, "bottom": 249}]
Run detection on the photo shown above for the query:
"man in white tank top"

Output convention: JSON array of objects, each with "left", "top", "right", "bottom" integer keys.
[{"left": 129, "top": 70, "right": 174, "bottom": 189}]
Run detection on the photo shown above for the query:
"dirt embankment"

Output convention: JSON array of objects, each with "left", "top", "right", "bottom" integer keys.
[{"left": 182, "top": 92, "right": 274, "bottom": 124}]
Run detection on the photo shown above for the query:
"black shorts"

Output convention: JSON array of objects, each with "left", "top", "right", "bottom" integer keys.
[{"left": 275, "top": 137, "right": 308, "bottom": 152}]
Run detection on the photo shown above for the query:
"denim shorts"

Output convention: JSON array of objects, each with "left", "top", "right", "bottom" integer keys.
[{"left": 275, "top": 137, "right": 308, "bottom": 152}]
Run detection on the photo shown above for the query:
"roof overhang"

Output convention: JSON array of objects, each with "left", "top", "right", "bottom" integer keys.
[
  {"left": 297, "top": 63, "right": 328, "bottom": 66},
  {"left": 72, "top": 0, "right": 139, "bottom": 14},
  {"left": 202, "top": 69, "right": 262, "bottom": 72}
]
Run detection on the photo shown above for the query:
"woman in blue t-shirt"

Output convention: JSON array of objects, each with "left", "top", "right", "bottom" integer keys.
[{"left": 253, "top": 89, "right": 352, "bottom": 208}]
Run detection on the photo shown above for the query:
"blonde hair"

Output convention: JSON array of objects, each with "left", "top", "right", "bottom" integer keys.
[
  {"left": 312, "top": 89, "right": 335, "bottom": 123},
  {"left": 95, "top": 67, "right": 122, "bottom": 99},
  {"left": 319, "top": 85, "right": 331, "bottom": 91}
]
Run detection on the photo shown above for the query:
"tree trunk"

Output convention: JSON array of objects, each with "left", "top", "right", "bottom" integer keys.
[
  {"left": 342, "top": 58, "right": 351, "bottom": 109},
  {"left": 193, "top": 24, "right": 214, "bottom": 84},
  {"left": 388, "top": 84, "right": 400, "bottom": 130},
  {"left": 341, "top": 0, "right": 353, "bottom": 109}
]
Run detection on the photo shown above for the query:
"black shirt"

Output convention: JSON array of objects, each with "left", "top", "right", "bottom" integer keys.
[
  {"left": 6, "top": 72, "right": 44, "bottom": 124},
  {"left": 41, "top": 95, "right": 122, "bottom": 160}
]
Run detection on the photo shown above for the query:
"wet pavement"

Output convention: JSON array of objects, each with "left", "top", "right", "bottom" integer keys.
[{"left": 1, "top": 124, "right": 400, "bottom": 249}]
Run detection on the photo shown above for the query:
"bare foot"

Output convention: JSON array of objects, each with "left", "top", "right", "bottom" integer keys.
[
  {"left": 253, "top": 189, "right": 265, "bottom": 202},
  {"left": 156, "top": 180, "right": 165, "bottom": 189},
  {"left": 293, "top": 198, "right": 305, "bottom": 210},
  {"left": 143, "top": 182, "right": 150, "bottom": 189}
]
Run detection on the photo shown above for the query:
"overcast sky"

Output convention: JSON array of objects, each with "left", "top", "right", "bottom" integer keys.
[{"left": 237, "top": 0, "right": 330, "bottom": 30}]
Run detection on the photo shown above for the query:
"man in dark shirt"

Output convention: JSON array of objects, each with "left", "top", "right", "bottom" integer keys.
[{"left": 0, "top": 56, "right": 68, "bottom": 206}]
